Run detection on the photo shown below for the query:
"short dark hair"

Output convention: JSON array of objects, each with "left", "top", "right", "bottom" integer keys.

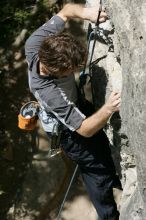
[{"left": 39, "top": 33, "right": 87, "bottom": 77}]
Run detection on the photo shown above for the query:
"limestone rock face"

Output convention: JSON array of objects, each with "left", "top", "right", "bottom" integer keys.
[{"left": 85, "top": 0, "right": 146, "bottom": 219}]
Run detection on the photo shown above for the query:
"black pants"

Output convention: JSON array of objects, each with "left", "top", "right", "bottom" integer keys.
[{"left": 60, "top": 129, "right": 120, "bottom": 220}]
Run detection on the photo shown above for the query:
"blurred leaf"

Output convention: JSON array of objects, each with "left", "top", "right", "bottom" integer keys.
[{"left": 0, "top": 190, "right": 5, "bottom": 195}]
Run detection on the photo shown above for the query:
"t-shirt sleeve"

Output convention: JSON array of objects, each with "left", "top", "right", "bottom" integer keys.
[
  {"left": 25, "top": 15, "right": 65, "bottom": 64},
  {"left": 34, "top": 79, "right": 86, "bottom": 131}
]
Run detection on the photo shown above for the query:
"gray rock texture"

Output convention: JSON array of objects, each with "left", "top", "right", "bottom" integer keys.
[{"left": 86, "top": 0, "right": 146, "bottom": 219}]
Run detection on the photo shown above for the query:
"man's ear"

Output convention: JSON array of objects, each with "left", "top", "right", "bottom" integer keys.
[{"left": 40, "top": 62, "right": 49, "bottom": 75}]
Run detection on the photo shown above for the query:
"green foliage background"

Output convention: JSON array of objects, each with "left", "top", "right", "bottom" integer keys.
[
  {"left": 0, "top": 0, "right": 62, "bottom": 47},
  {"left": 0, "top": 1, "right": 63, "bottom": 219}
]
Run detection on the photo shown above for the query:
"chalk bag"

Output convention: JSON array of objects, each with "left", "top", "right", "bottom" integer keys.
[{"left": 18, "top": 101, "right": 39, "bottom": 131}]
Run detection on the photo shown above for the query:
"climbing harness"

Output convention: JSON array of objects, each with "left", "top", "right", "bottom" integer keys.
[{"left": 37, "top": 106, "right": 63, "bottom": 157}]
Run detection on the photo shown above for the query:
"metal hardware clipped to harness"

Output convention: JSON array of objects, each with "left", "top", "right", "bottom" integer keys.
[
  {"left": 48, "top": 122, "right": 62, "bottom": 158},
  {"left": 37, "top": 107, "right": 63, "bottom": 158}
]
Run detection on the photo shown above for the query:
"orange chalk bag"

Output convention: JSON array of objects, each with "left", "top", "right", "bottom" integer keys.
[{"left": 18, "top": 101, "right": 40, "bottom": 131}]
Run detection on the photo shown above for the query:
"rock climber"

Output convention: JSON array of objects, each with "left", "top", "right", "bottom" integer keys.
[{"left": 25, "top": 2, "right": 121, "bottom": 220}]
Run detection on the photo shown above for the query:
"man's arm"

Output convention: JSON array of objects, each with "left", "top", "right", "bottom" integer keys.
[
  {"left": 25, "top": 16, "right": 65, "bottom": 63},
  {"left": 57, "top": 3, "right": 107, "bottom": 22},
  {"left": 76, "top": 92, "right": 121, "bottom": 137},
  {"left": 25, "top": 3, "right": 106, "bottom": 64}
]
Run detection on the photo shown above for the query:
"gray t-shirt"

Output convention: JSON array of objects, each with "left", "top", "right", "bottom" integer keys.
[{"left": 25, "top": 15, "right": 86, "bottom": 132}]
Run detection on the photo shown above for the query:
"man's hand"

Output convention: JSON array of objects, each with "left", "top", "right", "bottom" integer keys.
[
  {"left": 57, "top": 3, "right": 107, "bottom": 23},
  {"left": 83, "top": 7, "right": 107, "bottom": 23},
  {"left": 76, "top": 91, "right": 121, "bottom": 137},
  {"left": 104, "top": 92, "right": 121, "bottom": 114}
]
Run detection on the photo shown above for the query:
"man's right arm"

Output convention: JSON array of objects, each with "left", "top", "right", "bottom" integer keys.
[
  {"left": 76, "top": 92, "right": 121, "bottom": 137},
  {"left": 25, "top": 15, "right": 65, "bottom": 64}
]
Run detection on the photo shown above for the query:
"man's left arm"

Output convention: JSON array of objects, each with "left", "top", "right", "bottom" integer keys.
[
  {"left": 25, "top": 3, "right": 107, "bottom": 63},
  {"left": 57, "top": 3, "right": 107, "bottom": 23}
]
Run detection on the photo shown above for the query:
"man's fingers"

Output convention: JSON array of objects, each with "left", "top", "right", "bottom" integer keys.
[
  {"left": 115, "top": 103, "right": 121, "bottom": 112},
  {"left": 112, "top": 100, "right": 121, "bottom": 112},
  {"left": 110, "top": 92, "right": 121, "bottom": 101},
  {"left": 113, "top": 98, "right": 121, "bottom": 107},
  {"left": 113, "top": 94, "right": 121, "bottom": 101},
  {"left": 111, "top": 91, "right": 120, "bottom": 95},
  {"left": 99, "top": 11, "right": 107, "bottom": 22},
  {"left": 117, "top": 103, "right": 121, "bottom": 109},
  {"left": 100, "top": 11, "right": 107, "bottom": 17},
  {"left": 106, "top": 91, "right": 121, "bottom": 113},
  {"left": 99, "top": 17, "right": 107, "bottom": 23},
  {"left": 87, "top": 6, "right": 107, "bottom": 23}
]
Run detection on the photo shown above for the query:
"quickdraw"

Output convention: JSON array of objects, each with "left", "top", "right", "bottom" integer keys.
[{"left": 79, "top": 0, "right": 114, "bottom": 104}]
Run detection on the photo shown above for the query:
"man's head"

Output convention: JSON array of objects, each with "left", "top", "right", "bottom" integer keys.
[{"left": 39, "top": 33, "right": 87, "bottom": 77}]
